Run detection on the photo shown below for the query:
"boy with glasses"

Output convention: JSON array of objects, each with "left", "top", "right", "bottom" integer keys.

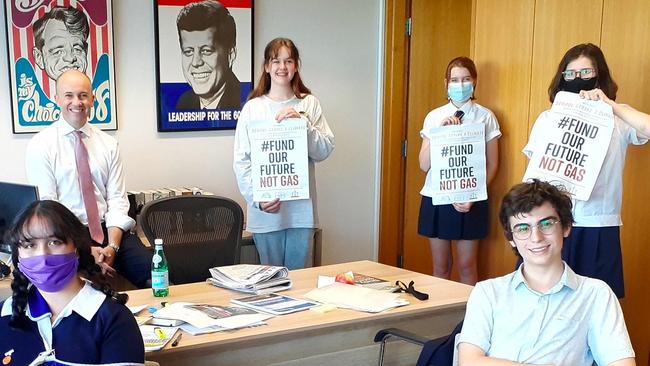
[{"left": 458, "top": 179, "right": 635, "bottom": 366}]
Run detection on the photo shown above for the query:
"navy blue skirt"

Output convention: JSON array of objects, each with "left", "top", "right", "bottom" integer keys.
[
  {"left": 417, "top": 196, "right": 489, "bottom": 240},
  {"left": 562, "top": 226, "right": 624, "bottom": 298}
]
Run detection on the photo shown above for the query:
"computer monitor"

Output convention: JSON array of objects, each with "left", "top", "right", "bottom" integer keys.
[{"left": 0, "top": 181, "right": 39, "bottom": 248}]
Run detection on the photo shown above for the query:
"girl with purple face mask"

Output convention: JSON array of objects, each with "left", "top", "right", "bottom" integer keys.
[
  {"left": 417, "top": 56, "right": 501, "bottom": 285},
  {"left": 0, "top": 200, "right": 144, "bottom": 365},
  {"left": 524, "top": 43, "right": 650, "bottom": 299}
]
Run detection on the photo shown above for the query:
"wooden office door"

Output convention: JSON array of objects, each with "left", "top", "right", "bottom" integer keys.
[{"left": 401, "top": 0, "right": 472, "bottom": 274}]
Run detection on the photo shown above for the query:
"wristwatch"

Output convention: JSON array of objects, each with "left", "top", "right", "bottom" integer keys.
[{"left": 107, "top": 243, "right": 120, "bottom": 254}]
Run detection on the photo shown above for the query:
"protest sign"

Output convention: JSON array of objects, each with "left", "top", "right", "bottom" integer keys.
[
  {"left": 427, "top": 123, "right": 487, "bottom": 204},
  {"left": 523, "top": 91, "right": 614, "bottom": 201},
  {"left": 250, "top": 119, "right": 309, "bottom": 201}
]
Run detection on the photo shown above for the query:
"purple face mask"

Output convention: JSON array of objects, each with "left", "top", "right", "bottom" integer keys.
[{"left": 18, "top": 253, "right": 79, "bottom": 292}]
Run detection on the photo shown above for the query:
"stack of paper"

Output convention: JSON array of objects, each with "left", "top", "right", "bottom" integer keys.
[
  {"left": 152, "top": 302, "right": 273, "bottom": 330},
  {"left": 231, "top": 293, "right": 320, "bottom": 315},
  {"left": 207, "top": 264, "right": 292, "bottom": 294},
  {"left": 304, "top": 283, "right": 409, "bottom": 313}
]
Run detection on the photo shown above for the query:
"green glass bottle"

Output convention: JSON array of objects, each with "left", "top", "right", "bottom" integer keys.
[{"left": 151, "top": 238, "right": 169, "bottom": 297}]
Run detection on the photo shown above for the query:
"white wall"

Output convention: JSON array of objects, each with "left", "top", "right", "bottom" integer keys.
[{"left": 0, "top": 0, "right": 382, "bottom": 264}]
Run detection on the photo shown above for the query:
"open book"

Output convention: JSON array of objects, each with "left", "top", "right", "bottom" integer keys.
[
  {"left": 140, "top": 325, "right": 179, "bottom": 352},
  {"left": 207, "top": 264, "right": 292, "bottom": 294}
]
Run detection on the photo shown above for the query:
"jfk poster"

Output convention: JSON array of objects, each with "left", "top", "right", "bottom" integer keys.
[
  {"left": 5, "top": 0, "right": 117, "bottom": 133},
  {"left": 154, "top": 0, "right": 253, "bottom": 132}
]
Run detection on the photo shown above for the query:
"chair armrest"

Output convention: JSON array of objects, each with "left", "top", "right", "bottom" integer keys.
[{"left": 374, "top": 327, "right": 430, "bottom": 346}]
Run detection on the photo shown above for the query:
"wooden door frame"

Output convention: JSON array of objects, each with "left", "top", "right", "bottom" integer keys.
[{"left": 378, "top": 0, "right": 410, "bottom": 266}]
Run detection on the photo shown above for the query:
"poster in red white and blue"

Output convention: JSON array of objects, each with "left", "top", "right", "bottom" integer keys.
[
  {"left": 154, "top": 0, "right": 253, "bottom": 132},
  {"left": 5, "top": 0, "right": 117, "bottom": 133}
]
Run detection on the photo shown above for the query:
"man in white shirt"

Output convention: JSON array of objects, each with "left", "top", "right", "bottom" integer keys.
[
  {"left": 25, "top": 70, "right": 152, "bottom": 288},
  {"left": 458, "top": 179, "right": 635, "bottom": 366}
]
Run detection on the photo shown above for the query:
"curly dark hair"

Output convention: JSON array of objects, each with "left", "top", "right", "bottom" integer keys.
[
  {"left": 499, "top": 179, "right": 574, "bottom": 242},
  {"left": 3, "top": 200, "right": 127, "bottom": 330}
]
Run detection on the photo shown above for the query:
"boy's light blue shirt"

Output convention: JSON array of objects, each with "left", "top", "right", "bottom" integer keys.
[{"left": 459, "top": 262, "right": 634, "bottom": 366}]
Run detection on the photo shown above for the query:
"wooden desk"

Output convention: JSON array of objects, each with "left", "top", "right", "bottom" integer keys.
[{"left": 127, "top": 261, "right": 472, "bottom": 366}]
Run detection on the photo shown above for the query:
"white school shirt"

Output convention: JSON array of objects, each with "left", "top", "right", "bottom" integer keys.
[
  {"left": 419, "top": 100, "right": 501, "bottom": 197},
  {"left": 459, "top": 263, "right": 634, "bottom": 366},
  {"left": 233, "top": 94, "right": 335, "bottom": 233},
  {"left": 524, "top": 110, "right": 647, "bottom": 227},
  {"left": 25, "top": 118, "right": 135, "bottom": 231}
]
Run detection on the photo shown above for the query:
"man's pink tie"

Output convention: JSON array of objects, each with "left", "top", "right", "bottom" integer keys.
[{"left": 73, "top": 130, "right": 104, "bottom": 244}]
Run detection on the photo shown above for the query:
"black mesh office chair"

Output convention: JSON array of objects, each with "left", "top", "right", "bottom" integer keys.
[
  {"left": 375, "top": 320, "right": 463, "bottom": 366},
  {"left": 139, "top": 195, "right": 243, "bottom": 284}
]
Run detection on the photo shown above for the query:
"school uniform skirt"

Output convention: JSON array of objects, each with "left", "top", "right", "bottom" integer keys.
[
  {"left": 417, "top": 195, "right": 489, "bottom": 240},
  {"left": 562, "top": 226, "right": 624, "bottom": 298}
]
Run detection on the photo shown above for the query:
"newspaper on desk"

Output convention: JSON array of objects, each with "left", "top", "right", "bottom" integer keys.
[
  {"left": 304, "top": 282, "right": 409, "bottom": 313},
  {"left": 207, "top": 264, "right": 292, "bottom": 294},
  {"left": 153, "top": 302, "right": 273, "bottom": 329}
]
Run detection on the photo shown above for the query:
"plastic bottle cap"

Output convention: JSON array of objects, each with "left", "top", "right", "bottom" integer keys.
[{"left": 154, "top": 239, "right": 163, "bottom": 245}]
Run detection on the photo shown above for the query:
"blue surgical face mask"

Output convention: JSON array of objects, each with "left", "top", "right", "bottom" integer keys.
[{"left": 447, "top": 82, "right": 474, "bottom": 103}]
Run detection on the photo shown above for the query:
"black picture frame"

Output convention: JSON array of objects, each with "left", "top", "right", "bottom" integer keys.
[{"left": 153, "top": 0, "right": 253, "bottom": 132}]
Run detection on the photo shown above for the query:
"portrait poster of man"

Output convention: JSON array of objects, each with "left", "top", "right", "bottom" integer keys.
[
  {"left": 4, "top": 0, "right": 118, "bottom": 133},
  {"left": 154, "top": 0, "right": 253, "bottom": 132}
]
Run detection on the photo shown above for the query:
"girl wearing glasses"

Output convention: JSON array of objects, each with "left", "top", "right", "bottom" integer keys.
[
  {"left": 524, "top": 43, "right": 650, "bottom": 298},
  {"left": 0, "top": 200, "right": 144, "bottom": 365},
  {"left": 418, "top": 57, "right": 501, "bottom": 285}
]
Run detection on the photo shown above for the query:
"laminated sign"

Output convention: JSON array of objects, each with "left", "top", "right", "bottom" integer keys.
[
  {"left": 428, "top": 123, "right": 487, "bottom": 205},
  {"left": 523, "top": 91, "right": 614, "bottom": 201},
  {"left": 250, "top": 118, "right": 309, "bottom": 201}
]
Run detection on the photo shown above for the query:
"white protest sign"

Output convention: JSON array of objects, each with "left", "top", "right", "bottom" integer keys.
[
  {"left": 250, "top": 118, "right": 309, "bottom": 202},
  {"left": 523, "top": 91, "right": 614, "bottom": 201},
  {"left": 428, "top": 123, "right": 487, "bottom": 204}
]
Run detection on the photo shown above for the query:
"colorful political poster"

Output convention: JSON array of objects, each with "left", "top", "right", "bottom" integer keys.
[
  {"left": 5, "top": 0, "right": 117, "bottom": 133},
  {"left": 249, "top": 119, "right": 309, "bottom": 202},
  {"left": 523, "top": 91, "right": 614, "bottom": 201},
  {"left": 427, "top": 123, "right": 487, "bottom": 205}
]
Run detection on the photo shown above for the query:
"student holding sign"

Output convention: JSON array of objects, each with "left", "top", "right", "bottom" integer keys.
[
  {"left": 579, "top": 88, "right": 650, "bottom": 139},
  {"left": 523, "top": 43, "right": 649, "bottom": 298},
  {"left": 418, "top": 57, "right": 501, "bottom": 285},
  {"left": 233, "top": 38, "right": 334, "bottom": 269}
]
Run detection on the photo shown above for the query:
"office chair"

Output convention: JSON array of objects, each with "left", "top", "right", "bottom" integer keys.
[
  {"left": 375, "top": 320, "right": 463, "bottom": 366},
  {"left": 139, "top": 196, "right": 243, "bottom": 284}
]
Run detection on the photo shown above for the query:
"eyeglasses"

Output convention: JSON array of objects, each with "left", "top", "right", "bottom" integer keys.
[
  {"left": 395, "top": 280, "right": 429, "bottom": 301},
  {"left": 562, "top": 68, "right": 595, "bottom": 81},
  {"left": 510, "top": 218, "right": 560, "bottom": 240}
]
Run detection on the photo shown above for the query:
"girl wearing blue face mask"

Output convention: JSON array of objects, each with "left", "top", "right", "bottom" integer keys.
[
  {"left": 418, "top": 57, "right": 501, "bottom": 285},
  {"left": 0, "top": 200, "right": 144, "bottom": 365}
]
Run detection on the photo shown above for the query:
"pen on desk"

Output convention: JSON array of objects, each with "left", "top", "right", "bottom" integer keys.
[{"left": 171, "top": 332, "right": 182, "bottom": 347}]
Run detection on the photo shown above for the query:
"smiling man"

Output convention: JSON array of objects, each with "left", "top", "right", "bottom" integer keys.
[
  {"left": 175, "top": 0, "right": 241, "bottom": 110},
  {"left": 25, "top": 70, "right": 152, "bottom": 289},
  {"left": 458, "top": 179, "right": 635, "bottom": 366},
  {"left": 32, "top": 6, "right": 89, "bottom": 81}
]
